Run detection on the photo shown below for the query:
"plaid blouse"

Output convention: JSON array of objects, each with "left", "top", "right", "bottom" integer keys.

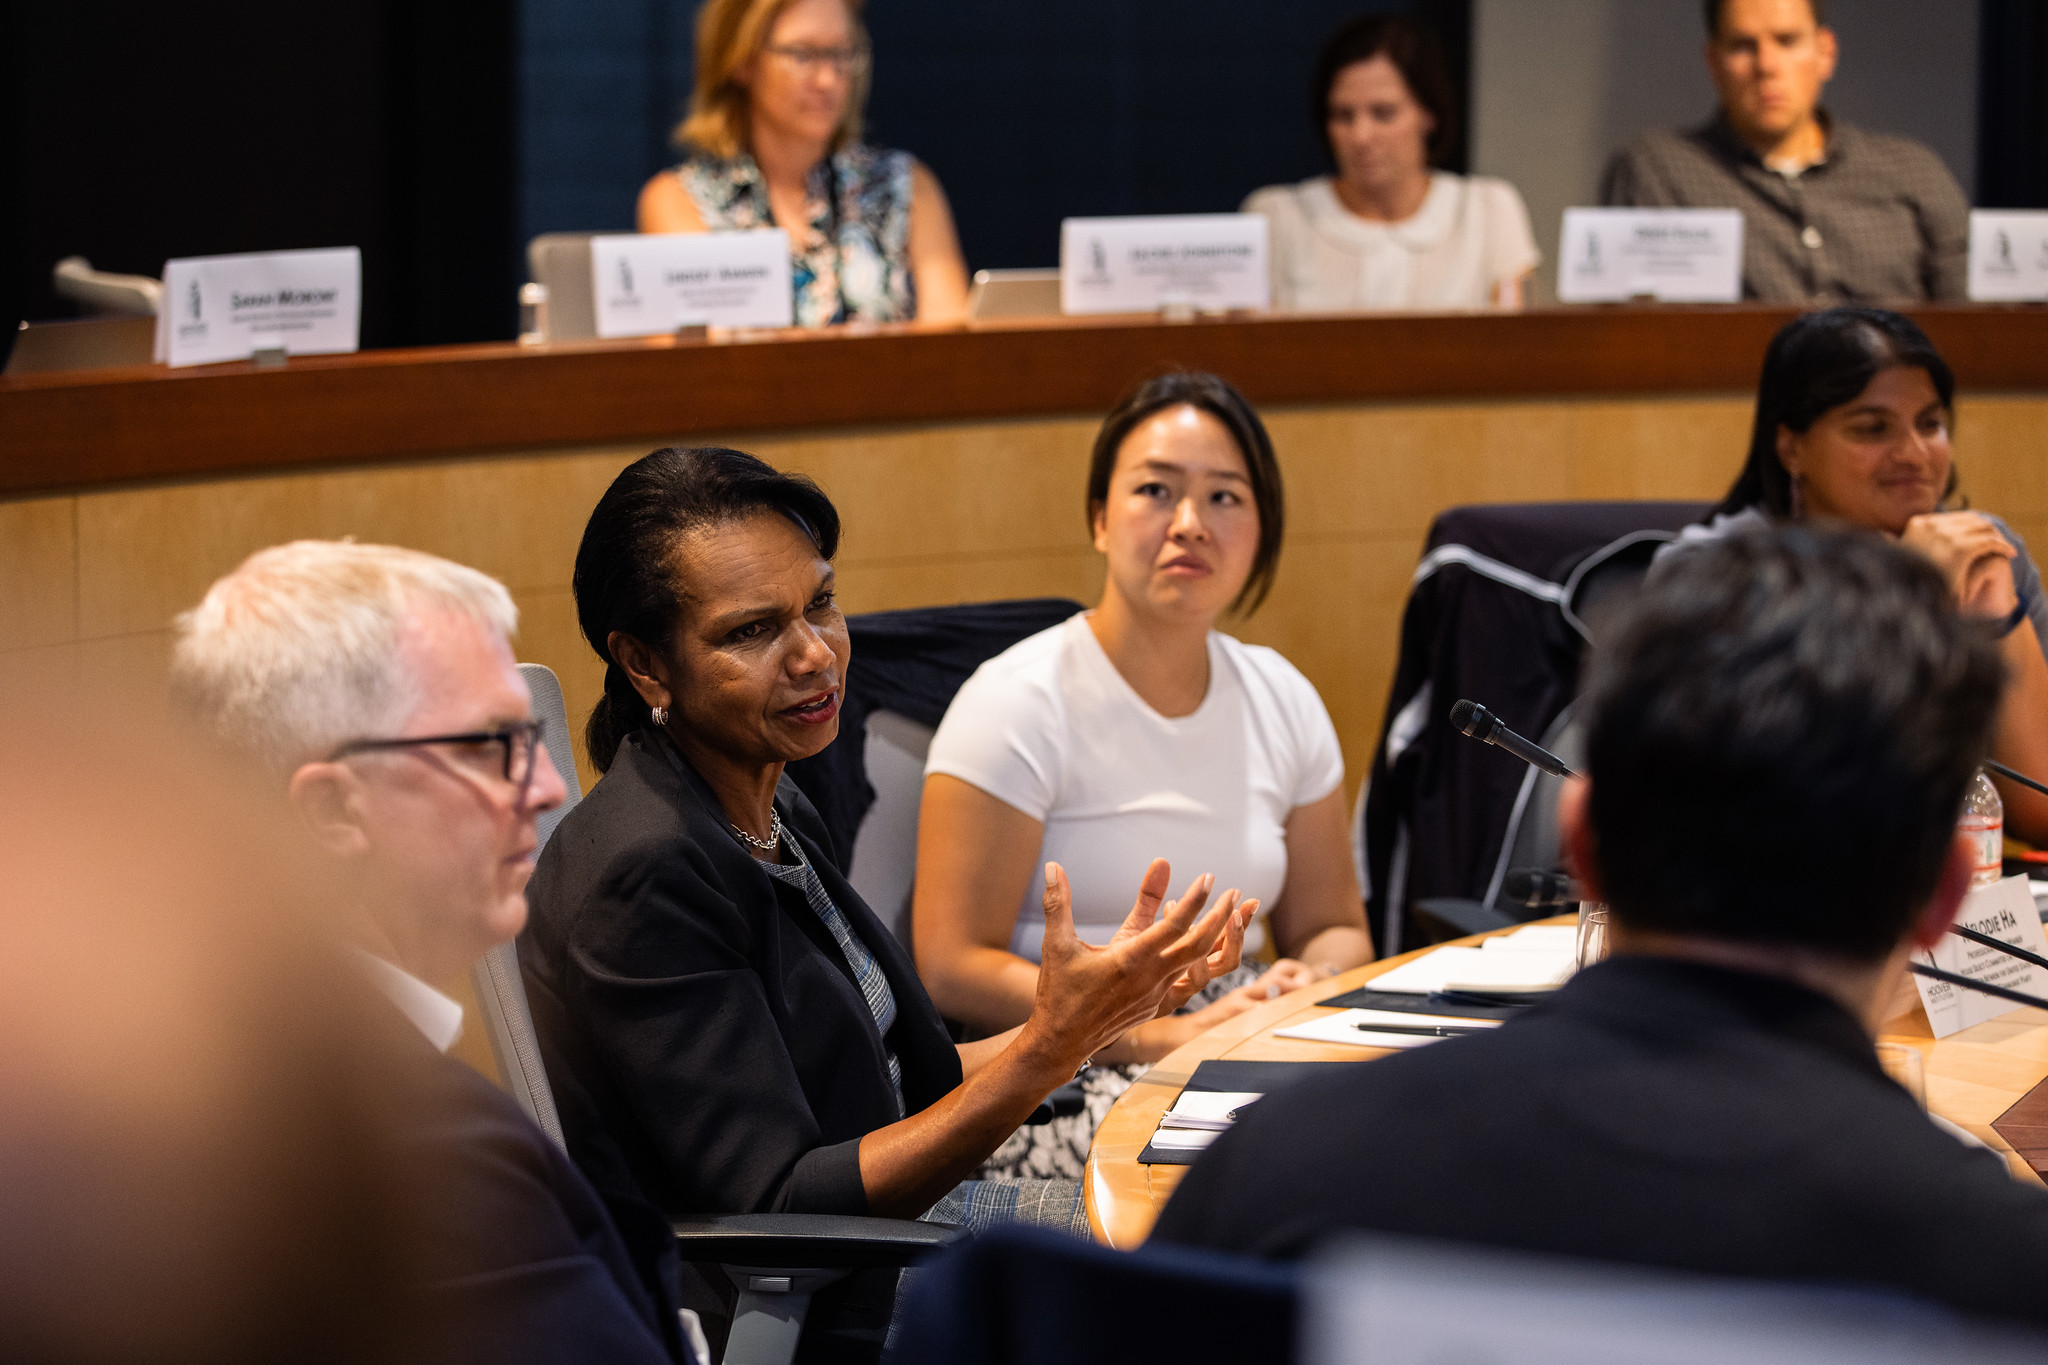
[
  {"left": 1601, "top": 113, "right": 1969, "bottom": 304},
  {"left": 675, "top": 142, "right": 915, "bottom": 328}
]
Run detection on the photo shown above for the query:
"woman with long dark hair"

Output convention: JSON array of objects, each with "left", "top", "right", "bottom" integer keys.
[{"left": 1669, "top": 306, "right": 2048, "bottom": 841}]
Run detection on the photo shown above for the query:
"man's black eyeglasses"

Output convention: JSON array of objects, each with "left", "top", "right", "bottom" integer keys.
[{"left": 328, "top": 721, "right": 546, "bottom": 804}]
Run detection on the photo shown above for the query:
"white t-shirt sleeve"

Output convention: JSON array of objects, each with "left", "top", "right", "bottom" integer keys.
[
  {"left": 1233, "top": 641, "right": 1345, "bottom": 810},
  {"left": 924, "top": 655, "right": 1065, "bottom": 822}
]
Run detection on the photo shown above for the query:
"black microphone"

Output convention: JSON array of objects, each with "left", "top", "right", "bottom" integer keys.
[
  {"left": 1449, "top": 700, "right": 1580, "bottom": 780},
  {"left": 1503, "top": 867, "right": 1584, "bottom": 908}
]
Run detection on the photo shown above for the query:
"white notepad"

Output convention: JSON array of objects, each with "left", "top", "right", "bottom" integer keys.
[
  {"left": 1146, "top": 1089, "right": 1265, "bottom": 1150},
  {"left": 1366, "top": 941, "right": 1574, "bottom": 996},
  {"left": 1275, "top": 1010, "right": 1478, "bottom": 1048}
]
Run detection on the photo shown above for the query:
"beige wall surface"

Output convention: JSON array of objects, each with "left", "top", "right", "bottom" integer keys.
[{"left": 6, "top": 393, "right": 2044, "bottom": 800}]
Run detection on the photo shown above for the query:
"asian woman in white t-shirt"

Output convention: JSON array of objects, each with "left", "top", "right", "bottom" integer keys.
[{"left": 913, "top": 372, "right": 1375, "bottom": 1176}]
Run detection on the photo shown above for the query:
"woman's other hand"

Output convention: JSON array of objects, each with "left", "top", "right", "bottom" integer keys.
[
  {"left": 1109, "top": 958, "right": 1318, "bottom": 1065},
  {"left": 1025, "top": 860, "right": 1247, "bottom": 1069},
  {"left": 1900, "top": 512, "right": 2019, "bottom": 617}
]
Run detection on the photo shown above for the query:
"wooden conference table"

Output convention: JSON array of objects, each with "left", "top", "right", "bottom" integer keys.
[{"left": 1084, "top": 919, "right": 2048, "bottom": 1249}]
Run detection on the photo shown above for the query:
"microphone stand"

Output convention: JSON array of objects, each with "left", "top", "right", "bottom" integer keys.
[
  {"left": 1909, "top": 961, "right": 2048, "bottom": 1013},
  {"left": 1986, "top": 758, "right": 2048, "bottom": 800}
]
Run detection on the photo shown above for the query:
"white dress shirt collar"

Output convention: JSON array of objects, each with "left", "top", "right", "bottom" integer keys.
[{"left": 358, "top": 950, "right": 465, "bottom": 1054}]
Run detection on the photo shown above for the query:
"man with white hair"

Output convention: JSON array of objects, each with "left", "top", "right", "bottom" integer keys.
[{"left": 173, "top": 540, "right": 690, "bottom": 1365}]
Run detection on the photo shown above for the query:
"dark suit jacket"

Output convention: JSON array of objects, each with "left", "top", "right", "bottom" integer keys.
[
  {"left": 1154, "top": 956, "right": 2048, "bottom": 1326},
  {"left": 374, "top": 996, "right": 685, "bottom": 1364},
  {"left": 520, "top": 728, "right": 962, "bottom": 1350}
]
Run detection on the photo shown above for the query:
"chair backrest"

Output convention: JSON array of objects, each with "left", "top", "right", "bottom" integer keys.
[
  {"left": 890, "top": 1224, "right": 1295, "bottom": 1365},
  {"left": 1307, "top": 1235, "right": 2047, "bottom": 1365},
  {"left": 526, "top": 233, "right": 598, "bottom": 342},
  {"left": 52, "top": 255, "right": 162, "bottom": 316},
  {"left": 467, "top": 662, "right": 583, "bottom": 1148},
  {"left": 844, "top": 710, "right": 936, "bottom": 947},
  {"left": 1359, "top": 502, "right": 1707, "bottom": 954}
]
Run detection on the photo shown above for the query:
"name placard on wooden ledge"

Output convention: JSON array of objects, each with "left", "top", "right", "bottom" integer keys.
[
  {"left": 1557, "top": 208, "right": 1743, "bottom": 304},
  {"left": 1059, "top": 214, "right": 1269, "bottom": 315},
  {"left": 1969, "top": 211, "right": 2048, "bottom": 302},
  {"left": 1914, "top": 876, "right": 2048, "bottom": 1038},
  {"left": 590, "top": 230, "right": 793, "bottom": 337},
  {"left": 154, "top": 248, "right": 361, "bottom": 368}
]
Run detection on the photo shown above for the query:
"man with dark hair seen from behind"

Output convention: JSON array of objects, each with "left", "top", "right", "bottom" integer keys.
[
  {"left": 1601, "top": 0, "right": 1968, "bottom": 303},
  {"left": 1155, "top": 526, "right": 2048, "bottom": 1326}
]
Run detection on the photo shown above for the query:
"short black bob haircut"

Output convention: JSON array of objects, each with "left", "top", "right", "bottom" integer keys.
[
  {"left": 1584, "top": 524, "right": 2003, "bottom": 962},
  {"left": 1311, "top": 14, "right": 1459, "bottom": 169},
  {"left": 1085, "top": 371, "right": 1286, "bottom": 616},
  {"left": 1712, "top": 306, "right": 1957, "bottom": 522},
  {"left": 1703, "top": 0, "right": 1825, "bottom": 36},
  {"left": 573, "top": 445, "right": 840, "bottom": 772}
]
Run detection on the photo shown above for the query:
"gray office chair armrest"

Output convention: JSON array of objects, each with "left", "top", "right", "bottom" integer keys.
[{"left": 669, "top": 1213, "right": 960, "bottom": 1268}]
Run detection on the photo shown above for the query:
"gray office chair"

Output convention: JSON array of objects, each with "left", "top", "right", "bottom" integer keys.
[
  {"left": 474, "top": 664, "right": 955, "bottom": 1365},
  {"left": 843, "top": 710, "right": 935, "bottom": 949}
]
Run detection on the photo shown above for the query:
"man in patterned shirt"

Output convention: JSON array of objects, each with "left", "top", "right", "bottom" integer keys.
[{"left": 1602, "top": 0, "right": 1968, "bottom": 303}]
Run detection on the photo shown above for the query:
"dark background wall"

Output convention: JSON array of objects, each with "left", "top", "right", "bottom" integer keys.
[
  {"left": 9, "top": 0, "right": 2048, "bottom": 364},
  {"left": 1, "top": 1, "right": 517, "bottom": 356}
]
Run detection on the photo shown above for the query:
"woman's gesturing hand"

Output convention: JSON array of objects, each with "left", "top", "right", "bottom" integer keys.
[
  {"left": 1025, "top": 859, "right": 1252, "bottom": 1070},
  {"left": 1901, "top": 512, "right": 2019, "bottom": 617}
]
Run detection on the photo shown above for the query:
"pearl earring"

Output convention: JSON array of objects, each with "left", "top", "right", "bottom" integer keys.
[{"left": 650, "top": 705, "right": 669, "bottom": 726}]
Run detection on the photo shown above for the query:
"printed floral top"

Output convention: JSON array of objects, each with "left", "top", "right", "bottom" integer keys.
[{"left": 674, "top": 142, "right": 916, "bottom": 327}]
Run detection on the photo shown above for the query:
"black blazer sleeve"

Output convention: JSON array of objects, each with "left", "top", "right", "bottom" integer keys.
[{"left": 522, "top": 730, "right": 962, "bottom": 1228}]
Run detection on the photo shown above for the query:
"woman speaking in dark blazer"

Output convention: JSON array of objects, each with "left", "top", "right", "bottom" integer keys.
[{"left": 519, "top": 446, "right": 1252, "bottom": 1352}]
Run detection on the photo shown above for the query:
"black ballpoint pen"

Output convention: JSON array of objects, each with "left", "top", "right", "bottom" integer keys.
[{"left": 1351, "top": 1021, "right": 1492, "bottom": 1038}]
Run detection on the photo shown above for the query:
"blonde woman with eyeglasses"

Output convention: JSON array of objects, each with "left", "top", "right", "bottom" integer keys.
[{"left": 638, "top": 0, "right": 970, "bottom": 326}]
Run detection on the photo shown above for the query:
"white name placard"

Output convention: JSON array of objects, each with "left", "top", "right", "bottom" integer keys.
[
  {"left": 1913, "top": 875, "right": 2048, "bottom": 1039},
  {"left": 1557, "top": 208, "right": 1744, "bottom": 303},
  {"left": 1059, "top": 214, "right": 1269, "bottom": 315},
  {"left": 1968, "top": 210, "right": 2048, "bottom": 302},
  {"left": 590, "top": 230, "right": 793, "bottom": 337},
  {"left": 154, "top": 248, "right": 361, "bottom": 368}
]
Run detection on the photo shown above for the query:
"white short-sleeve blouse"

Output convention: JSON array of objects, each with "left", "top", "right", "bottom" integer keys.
[
  {"left": 923, "top": 614, "right": 1344, "bottom": 962},
  {"left": 1242, "top": 172, "right": 1539, "bottom": 313}
]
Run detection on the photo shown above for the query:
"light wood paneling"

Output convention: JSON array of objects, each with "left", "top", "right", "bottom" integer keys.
[
  {"left": 12, "top": 392, "right": 2048, "bottom": 806},
  {"left": 0, "top": 497, "right": 77, "bottom": 651}
]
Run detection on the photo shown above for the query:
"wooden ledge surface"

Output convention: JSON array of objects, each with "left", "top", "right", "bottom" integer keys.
[{"left": 5, "top": 304, "right": 2048, "bottom": 499}]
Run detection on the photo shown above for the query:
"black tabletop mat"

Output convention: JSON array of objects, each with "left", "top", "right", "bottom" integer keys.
[{"left": 1315, "top": 986, "right": 1528, "bottom": 1021}]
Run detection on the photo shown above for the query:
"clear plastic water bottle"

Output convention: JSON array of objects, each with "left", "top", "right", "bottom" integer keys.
[{"left": 1961, "top": 769, "right": 2004, "bottom": 888}]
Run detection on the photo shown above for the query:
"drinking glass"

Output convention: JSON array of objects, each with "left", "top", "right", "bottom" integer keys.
[
  {"left": 1575, "top": 902, "right": 1610, "bottom": 969},
  {"left": 1875, "top": 1041, "right": 1927, "bottom": 1107}
]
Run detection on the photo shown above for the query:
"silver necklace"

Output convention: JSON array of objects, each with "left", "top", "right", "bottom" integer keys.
[{"left": 730, "top": 810, "right": 785, "bottom": 852}]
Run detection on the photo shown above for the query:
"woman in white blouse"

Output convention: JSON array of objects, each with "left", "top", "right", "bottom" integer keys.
[
  {"left": 912, "top": 372, "right": 1374, "bottom": 1180},
  {"left": 1244, "top": 16, "right": 1537, "bottom": 312}
]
